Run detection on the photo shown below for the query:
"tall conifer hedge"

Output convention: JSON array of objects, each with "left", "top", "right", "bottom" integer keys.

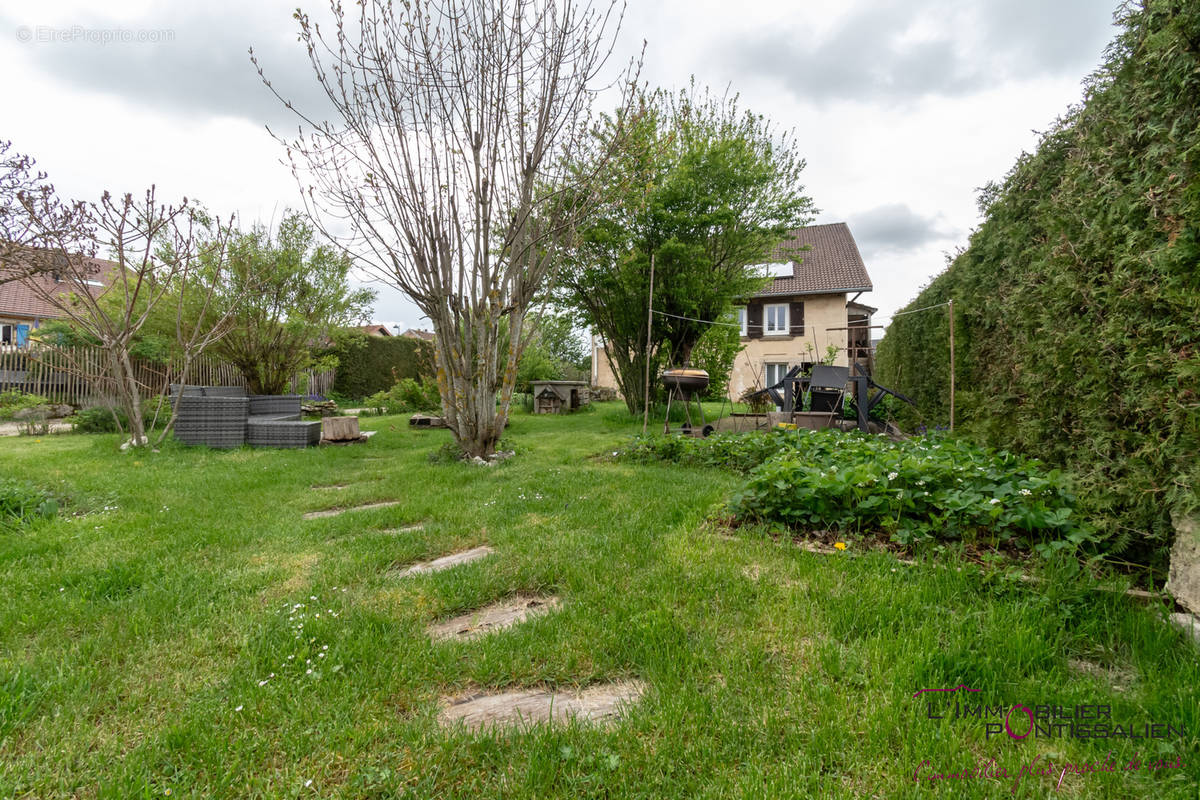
[{"left": 875, "top": 1, "right": 1200, "bottom": 567}]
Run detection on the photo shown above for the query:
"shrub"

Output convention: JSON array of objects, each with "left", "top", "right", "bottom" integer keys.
[
  {"left": 68, "top": 406, "right": 129, "bottom": 434},
  {"left": 621, "top": 429, "right": 1092, "bottom": 554},
  {"left": 363, "top": 376, "right": 442, "bottom": 415},
  {"left": 323, "top": 334, "right": 434, "bottom": 399},
  {"left": 0, "top": 391, "right": 51, "bottom": 421},
  {"left": 0, "top": 479, "right": 58, "bottom": 532}
]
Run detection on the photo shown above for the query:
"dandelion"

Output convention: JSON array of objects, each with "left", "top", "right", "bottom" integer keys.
[{"left": 834, "top": 542, "right": 847, "bottom": 551}]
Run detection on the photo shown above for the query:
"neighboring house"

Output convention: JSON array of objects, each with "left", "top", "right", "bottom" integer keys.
[
  {"left": 0, "top": 256, "right": 114, "bottom": 348},
  {"left": 401, "top": 328, "right": 435, "bottom": 342},
  {"left": 359, "top": 324, "right": 394, "bottom": 337},
  {"left": 591, "top": 222, "right": 875, "bottom": 400}
]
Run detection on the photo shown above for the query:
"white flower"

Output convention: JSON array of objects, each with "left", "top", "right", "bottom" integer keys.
[
  {"left": 305, "top": 779, "right": 313, "bottom": 788},
  {"left": 306, "top": 668, "right": 313, "bottom": 674},
  {"left": 916, "top": 480, "right": 925, "bottom": 486},
  {"left": 235, "top": 705, "right": 243, "bottom": 712},
  {"left": 1019, "top": 489, "right": 1032, "bottom": 496},
  {"left": 887, "top": 472, "right": 899, "bottom": 480},
  {"left": 989, "top": 498, "right": 1001, "bottom": 505}
]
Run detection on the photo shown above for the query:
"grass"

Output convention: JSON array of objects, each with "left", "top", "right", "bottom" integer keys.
[{"left": 0, "top": 403, "right": 1197, "bottom": 798}]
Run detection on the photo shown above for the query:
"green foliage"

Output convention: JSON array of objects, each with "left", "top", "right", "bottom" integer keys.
[
  {"left": 28, "top": 320, "right": 97, "bottom": 349},
  {"left": 688, "top": 313, "right": 742, "bottom": 400},
  {"left": 323, "top": 333, "right": 434, "bottom": 400},
  {"left": 514, "top": 311, "right": 588, "bottom": 393},
  {"left": 203, "top": 212, "right": 376, "bottom": 395},
  {"left": 68, "top": 397, "right": 173, "bottom": 434},
  {"left": 0, "top": 390, "right": 50, "bottom": 421},
  {"left": 558, "top": 84, "right": 812, "bottom": 413},
  {"left": 622, "top": 429, "right": 1091, "bottom": 554},
  {"left": 67, "top": 406, "right": 128, "bottom": 434},
  {"left": 874, "top": 1, "right": 1200, "bottom": 566},
  {"left": 0, "top": 479, "right": 58, "bottom": 531},
  {"left": 362, "top": 376, "right": 442, "bottom": 415}
]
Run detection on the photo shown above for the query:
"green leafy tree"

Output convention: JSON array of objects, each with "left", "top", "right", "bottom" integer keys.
[
  {"left": 206, "top": 213, "right": 375, "bottom": 395},
  {"left": 689, "top": 312, "right": 743, "bottom": 400},
  {"left": 558, "top": 86, "right": 814, "bottom": 413}
]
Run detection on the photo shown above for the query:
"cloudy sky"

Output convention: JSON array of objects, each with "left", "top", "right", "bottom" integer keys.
[{"left": 1, "top": 0, "right": 1119, "bottom": 332}]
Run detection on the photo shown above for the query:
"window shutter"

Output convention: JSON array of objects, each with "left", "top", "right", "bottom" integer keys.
[
  {"left": 747, "top": 303, "right": 763, "bottom": 339},
  {"left": 789, "top": 301, "right": 805, "bottom": 336}
]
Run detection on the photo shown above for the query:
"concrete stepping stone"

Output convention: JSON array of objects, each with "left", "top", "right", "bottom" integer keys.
[
  {"left": 394, "top": 545, "right": 494, "bottom": 577},
  {"left": 439, "top": 680, "right": 645, "bottom": 732},
  {"left": 303, "top": 500, "right": 401, "bottom": 520},
  {"left": 381, "top": 523, "right": 425, "bottom": 534},
  {"left": 428, "top": 595, "right": 559, "bottom": 641}
]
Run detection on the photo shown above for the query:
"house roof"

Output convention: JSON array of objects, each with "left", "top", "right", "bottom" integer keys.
[
  {"left": 401, "top": 328, "right": 435, "bottom": 342},
  {"left": 360, "top": 324, "right": 393, "bottom": 337},
  {"left": 0, "top": 257, "right": 112, "bottom": 321},
  {"left": 755, "top": 222, "right": 873, "bottom": 297}
]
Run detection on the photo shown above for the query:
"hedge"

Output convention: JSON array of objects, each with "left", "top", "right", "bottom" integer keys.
[
  {"left": 322, "top": 334, "right": 434, "bottom": 400},
  {"left": 875, "top": 0, "right": 1200, "bottom": 569}
]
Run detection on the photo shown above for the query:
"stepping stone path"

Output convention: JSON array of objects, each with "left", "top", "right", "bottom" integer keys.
[
  {"left": 393, "top": 545, "right": 494, "bottom": 577},
  {"left": 303, "top": 500, "right": 401, "bottom": 520},
  {"left": 439, "top": 680, "right": 646, "bottom": 732},
  {"left": 428, "top": 595, "right": 560, "bottom": 641}
]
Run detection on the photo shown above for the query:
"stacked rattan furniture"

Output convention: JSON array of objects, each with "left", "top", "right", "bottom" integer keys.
[{"left": 171, "top": 386, "right": 320, "bottom": 449}]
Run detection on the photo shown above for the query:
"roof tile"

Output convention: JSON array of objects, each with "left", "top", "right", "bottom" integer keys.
[{"left": 756, "top": 222, "right": 872, "bottom": 296}]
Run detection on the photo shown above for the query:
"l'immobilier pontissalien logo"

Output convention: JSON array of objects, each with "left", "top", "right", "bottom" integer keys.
[{"left": 914, "top": 685, "right": 1184, "bottom": 742}]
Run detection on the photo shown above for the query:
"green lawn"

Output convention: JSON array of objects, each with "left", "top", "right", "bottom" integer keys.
[{"left": 1, "top": 405, "right": 1196, "bottom": 798}]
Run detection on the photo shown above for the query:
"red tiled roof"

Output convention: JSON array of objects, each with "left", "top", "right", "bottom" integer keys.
[
  {"left": 756, "top": 222, "right": 873, "bottom": 297},
  {"left": 402, "top": 328, "right": 435, "bottom": 342},
  {"left": 360, "top": 324, "right": 393, "bottom": 337},
  {"left": 0, "top": 257, "right": 113, "bottom": 321}
]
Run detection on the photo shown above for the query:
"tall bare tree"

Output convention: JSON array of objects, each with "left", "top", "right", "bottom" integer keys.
[{"left": 255, "top": 0, "right": 637, "bottom": 458}]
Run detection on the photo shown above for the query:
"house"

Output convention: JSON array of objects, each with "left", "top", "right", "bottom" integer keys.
[
  {"left": 359, "top": 324, "right": 393, "bottom": 337},
  {"left": 590, "top": 222, "right": 875, "bottom": 400},
  {"left": 401, "top": 328, "right": 435, "bottom": 342},
  {"left": 0, "top": 258, "right": 111, "bottom": 347}
]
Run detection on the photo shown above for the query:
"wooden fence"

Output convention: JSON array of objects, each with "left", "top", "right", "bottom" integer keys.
[{"left": 0, "top": 345, "right": 334, "bottom": 405}]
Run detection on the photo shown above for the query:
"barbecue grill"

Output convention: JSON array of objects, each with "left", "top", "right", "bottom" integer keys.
[{"left": 662, "top": 367, "right": 713, "bottom": 437}]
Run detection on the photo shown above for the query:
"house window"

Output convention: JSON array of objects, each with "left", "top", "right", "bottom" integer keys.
[
  {"left": 0, "top": 324, "right": 12, "bottom": 345},
  {"left": 735, "top": 306, "right": 747, "bottom": 337},
  {"left": 764, "top": 303, "right": 789, "bottom": 335},
  {"left": 764, "top": 362, "right": 789, "bottom": 388}
]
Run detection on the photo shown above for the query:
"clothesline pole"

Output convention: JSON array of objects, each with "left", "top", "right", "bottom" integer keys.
[{"left": 642, "top": 253, "right": 655, "bottom": 435}]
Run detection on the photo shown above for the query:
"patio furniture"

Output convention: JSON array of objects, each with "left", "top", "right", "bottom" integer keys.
[{"left": 170, "top": 385, "right": 322, "bottom": 449}]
